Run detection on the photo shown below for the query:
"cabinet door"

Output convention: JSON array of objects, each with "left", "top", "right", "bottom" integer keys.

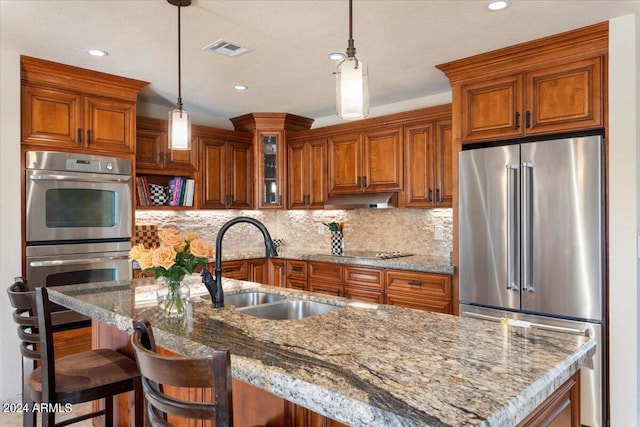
[
  {"left": 165, "top": 143, "right": 198, "bottom": 172},
  {"left": 200, "top": 137, "right": 228, "bottom": 209},
  {"left": 363, "top": 127, "right": 403, "bottom": 192},
  {"left": 307, "top": 138, "right": 328, "bottom": 208},
  {"left": 286, "top": 260, "right": 307, "bottom": 281},
  {"left": 461, "top": 74, "right": 524, "bottom": 143},
  {"left": 525, "top": 56, "right": 603, "bottom": 136},
  {"left": 269, "top": 259, "right": 287, "bottom": 287},
  {"left": 22, "top": 85, "right": 81, "bottom": 147},
  {"left": 258, "top": 131, "right": 285, "bottom": 209},
  {"left": 308, "top": 261, "right": 343, "bottom": 284},
  {"left": 287, "top": 141, "right": 307, "bottom": 209},
  {"left": 328, "top": 132, "right": 362, "bottom": 194},
  {"left": 84, "top": 96, "right": 135, "bottom": 154},
  {"left": 434, "top": 119, "right": 453, "bottom": 208},
  {"left": 228, "top": 140, "right": 253, "bottom": 209},
  {"left": 403, "top": 122, "right": 435, "bottom": 207},
  {"left": 248, "top": 258, "right": 268, "bottom": 284},
  {"left": 136, "top": 127, "right": 165, "bottom": 170}
]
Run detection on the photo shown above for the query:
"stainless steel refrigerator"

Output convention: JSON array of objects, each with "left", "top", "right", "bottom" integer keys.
[{"left": 458, "top": 134, "right": 605, "bottom": 427}]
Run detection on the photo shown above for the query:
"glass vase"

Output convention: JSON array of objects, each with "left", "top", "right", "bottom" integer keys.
[{"left": 156, "top": 277, "right": 190, "bottom": 316}]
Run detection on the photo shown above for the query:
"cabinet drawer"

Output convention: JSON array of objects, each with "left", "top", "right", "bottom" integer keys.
[
  {"left": 344, "top": 266, "right": 383, "bottom": 290},
  {"left": 221, "top": 260, "right": 248, "bottom": 280},
  {"left": 308, "top": 281, "right": 342, "bottom": 297},
  {"left": 384, "top": 293, "right": 452, "bottom": 314},
  {"left": 286, "top": 260, "right": 307, "bottom": 280},
  {"left": 344, "top": 287, "right": 384, "bottom": 304},
  {"left": 385, "top": 271, "right": 451, "bottom": 299},
  {"left": 308, "top": 262, "right": 343, "bottom": 284}
]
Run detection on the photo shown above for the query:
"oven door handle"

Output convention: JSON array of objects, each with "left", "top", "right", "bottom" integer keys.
[
  {"left": 29, "top": 255, "right": 130, "bottom": 267},
  {"left": 29, "top": 173, "right": 131, "bottom": 183}
]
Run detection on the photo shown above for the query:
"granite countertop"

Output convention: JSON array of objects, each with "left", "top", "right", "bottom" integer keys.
[
  {"left": 135, "top": 251, "right": 455, "bottom": 275},
  {"left": 48, "top": 276, "right": 594, "bottom": 427}
]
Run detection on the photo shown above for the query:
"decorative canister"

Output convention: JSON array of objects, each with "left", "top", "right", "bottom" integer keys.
[{"left": 331, "top": 231, "right": 344, "bottom": 255}]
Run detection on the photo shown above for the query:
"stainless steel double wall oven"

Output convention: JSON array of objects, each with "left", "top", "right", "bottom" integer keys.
[{"left": 25, "top": 151, "right": 133, "bottom": 326}]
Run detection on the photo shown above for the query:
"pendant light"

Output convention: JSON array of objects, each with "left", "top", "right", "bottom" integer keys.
[
  {"left": 168, "top": 0, "right": 191, "bottom": 150},
  {"left": 335, "top": 0, "right": 369, "bottom": 120}
]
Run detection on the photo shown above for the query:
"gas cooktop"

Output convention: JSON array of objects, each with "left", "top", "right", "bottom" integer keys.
[{"left": 339, "top": 251, "right": 414, "bottom": 260}]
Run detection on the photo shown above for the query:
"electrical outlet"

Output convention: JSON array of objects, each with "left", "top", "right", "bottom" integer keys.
[
  {"left": 318, "top": 223, "right": 325, "bottom": 235},
  {"left": 249, "top": 225, "right": 255, "bottom": 235},
  {"left": 434, "top": 225, "right": 444, "bottom": 241}
]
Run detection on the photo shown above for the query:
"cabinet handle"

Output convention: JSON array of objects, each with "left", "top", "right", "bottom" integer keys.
[
  {"left": 166, "top": 152, "right": 171, "bottom": 164},
  {"left": 77, "top": 128, "right": 83, "bottom": 143},
  {"left": 291, "top": 266, "right": 303, "bottom": 273},
  {"left": 436, "top": 188, "right": 441, "bottom": 203},
  {"left": 428, "top": 189, "right": 433, "bottom": 202},
  {"left": 230, "top": 194, "right": 234, "bottom": 205},
  {"left": 525, "top": 111, "right": 531, "bottom": 128},
  {"left": 408, "top": 280, "right": 422, "bottom": 288},
  {"left": 158, "top": 153, "right": 163, "bottom": 164},
  {"left": 278, "top": 195, "right": 283, "bottom": 206},
  {"left": 223, "top": 268, "right": 236, "bottom": 273},
  {"left": 515, "top": 112, "right": 521, "bottom": 129},
  {"left": 86, "top": 129, "right": 92, "bottom": 145},
  {"left": 362, "top": 176, "right": 367, "bottom": 189},
  {"left": 357, "top": 176, "right": 362, "bottom": 189}
]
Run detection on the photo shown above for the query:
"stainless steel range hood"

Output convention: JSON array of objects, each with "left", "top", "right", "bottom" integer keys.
[{"left": 324, "top": 193, "right": 395, "bottom": 209}]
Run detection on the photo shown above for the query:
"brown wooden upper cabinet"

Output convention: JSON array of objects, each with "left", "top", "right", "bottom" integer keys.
[
  {"left": 328, "top": 126, "right": 403, "bottom": 194},
  {"left": 136, "top": 116, "right": 198, "bottom": 173},
  {"left": 231, "top": 113, "right": 314, "bottom": 210},
  {"left": 200, "top": 136, "right": 253, "bottom": 209},
  {"left": 438, "top": 23, "right": 607, "bottom": 145},
  {"left": 21, "top": 56, "right": 147, "bottom": 154},
  {"left": 460, "top": 56, "right": 603, "bottom": 143},
  {"left": 287, "top": 138, "right": 328, "bottom": 209},
  {"left": 403, "top": 118, "right": 452, "bottom": 208}
]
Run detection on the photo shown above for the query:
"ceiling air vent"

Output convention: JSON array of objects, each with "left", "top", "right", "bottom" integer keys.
[{"left": 203, "top": 40, "right": 253, "bottom": 58}]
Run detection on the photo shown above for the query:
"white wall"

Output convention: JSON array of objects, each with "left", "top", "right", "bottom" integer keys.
[
  {"left": 0, "top": 49, "right": 25, "bottom": 403},
  {"left": 608, "top": 13, "right": 640, "bottom": 427},
  {"left": 1, "top": 15, "right": 640, "bottom": 426}
]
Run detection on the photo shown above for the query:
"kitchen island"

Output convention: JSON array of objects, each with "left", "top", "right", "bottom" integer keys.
[{"left": 48, "top": 276, "right": 595, "bottom": 427}]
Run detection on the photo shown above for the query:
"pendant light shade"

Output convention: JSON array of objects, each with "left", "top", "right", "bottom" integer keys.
[
  {"left": 168, "top": 0, "right": 191, "bottom": 150},
  {"left": 336, "top": 57, "right": 369, "bottom": 120},
  {"left": 168, "top": 108, "right": 191, "bottom": 150},
  {"left": 336, "top": 0, "right": 369, "bottom": 120}
]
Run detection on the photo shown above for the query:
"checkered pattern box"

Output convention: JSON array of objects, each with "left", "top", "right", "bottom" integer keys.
[
  {"left": 133, "top": 224, "right": 159, "bottom": 248},
  {"left": 331, "top": 231, "right": 343, "bottom": 255}
]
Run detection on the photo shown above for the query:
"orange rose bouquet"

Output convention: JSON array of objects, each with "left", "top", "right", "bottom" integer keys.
[
  {"left": 129, "top": 227, "right": 213, "bottom": 282},
  {"left": 130, "top": 228, "right": 213, "bottom": 314}
]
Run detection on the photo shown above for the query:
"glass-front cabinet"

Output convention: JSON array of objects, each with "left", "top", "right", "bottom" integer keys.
[
  {"left": 231, "top": 113, "right": 314, "bottom": 210},
  {"left": 260, "top": 132, "right": 282, "bottom": 207}
]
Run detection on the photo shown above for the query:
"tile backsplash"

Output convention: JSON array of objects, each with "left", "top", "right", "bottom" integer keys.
[{"left": 135, "top": 208, "right": 453, "bottom": 258}]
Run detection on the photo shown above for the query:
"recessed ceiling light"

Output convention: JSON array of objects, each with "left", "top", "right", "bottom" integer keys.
[
  {"left": 486, "top": 0, "right": 510, "bottom": 11},
  {"left": 87, "top": 49, "right": 108, "bottom": 57},
  {"left": 233, "top": 84, "right": 248, "bottom": 91},
  {"left": 328, "top": 52, "right": 346, "bottom": 61}
]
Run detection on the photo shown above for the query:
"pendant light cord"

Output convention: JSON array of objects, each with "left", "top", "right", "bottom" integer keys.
[
  {"left": 176, "top": 2, "right": 183, "bottom": 112},
  {"left": 345, "top": 0, "right": 358, "bottom": 67}
]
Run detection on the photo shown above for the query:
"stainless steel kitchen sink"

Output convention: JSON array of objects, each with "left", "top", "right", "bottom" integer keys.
[
  {"left": 236, "top": 299, "right": 344, "bottom": 320},
  {"left": 224, "top": 292, "right": 286, "bottom": 308}
]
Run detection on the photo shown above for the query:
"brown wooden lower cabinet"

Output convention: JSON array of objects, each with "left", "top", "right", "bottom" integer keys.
[
  {"left": 384, "top": 269, "right": 453, "bottom": 314},
  {"left": 517, "top": 372, "right": 580, "bottom": 427},
  {"left": 53, "top": 326, "right": 92, "bottom": 359}
]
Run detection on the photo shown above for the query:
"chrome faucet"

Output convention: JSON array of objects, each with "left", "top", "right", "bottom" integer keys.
[{"left": 201, "top": 217, "right": 278, "bottom": 308}]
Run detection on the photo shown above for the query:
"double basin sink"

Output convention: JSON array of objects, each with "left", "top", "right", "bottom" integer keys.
[{"left": 225, "top": 292, "right": 343, "bottom": 320}]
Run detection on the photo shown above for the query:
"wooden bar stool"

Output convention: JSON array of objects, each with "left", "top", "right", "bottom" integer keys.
[
  {"left": 7, "top": 278, "right": 143, "bottom": 427},
  {"left": 131, "top": 320, "right": 268, "bottom": 427}
]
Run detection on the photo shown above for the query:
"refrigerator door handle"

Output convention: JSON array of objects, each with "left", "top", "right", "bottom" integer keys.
[
  {"left": 506, "top": 164, "right": 519, "bottom": 291},
  {"left": 522, "top": 161, "right": 535, "bottom": 293},
  {"left": 462, "top": 312, "right": 590, "bottom": 336}
]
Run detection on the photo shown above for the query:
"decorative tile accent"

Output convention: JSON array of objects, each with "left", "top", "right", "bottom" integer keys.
[{"left": 133, "top": 224, "right": 159, "bottom": 248}]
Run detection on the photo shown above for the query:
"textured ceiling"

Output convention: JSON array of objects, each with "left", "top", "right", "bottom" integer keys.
[{"left": 2, "top": 0, "right": 639, "bottom": 128}]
